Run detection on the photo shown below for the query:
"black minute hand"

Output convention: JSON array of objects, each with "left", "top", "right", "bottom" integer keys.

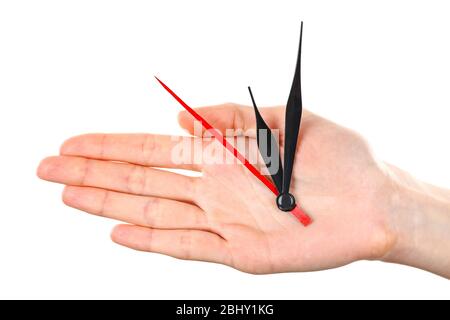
[{"left": 277, "top": 21, "right": 304, "bottom": 212}]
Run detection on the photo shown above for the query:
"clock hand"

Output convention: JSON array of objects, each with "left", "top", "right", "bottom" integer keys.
[
  {"left": 278, "top": 21, "right": 304, "bottom": 212},
  {"left": 248, "top": 86, "right": 283, "bottom": 193},
  {"left": 154, "top": 76, "right": 277, "bottom": 194},
  {"left": 155, "top": 76, "right": 312, "bottom": 226}
]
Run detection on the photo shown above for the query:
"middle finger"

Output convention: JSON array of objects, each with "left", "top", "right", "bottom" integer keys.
[{"left": 38, "top": 156, "right": 198, "bottom": 203}]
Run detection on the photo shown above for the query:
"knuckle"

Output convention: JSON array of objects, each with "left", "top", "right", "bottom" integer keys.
[
  {"left": 126, "top": 165, "right": 145, "bottom": 194},
  {"left": 142, "top": 197, "right": 161, "bottom": 227},
  {"left": 99, "top": 134, "right": 107, "bottom": 158},
  {"left": 179, "top": 231, "right": 193, "bottom": 260},
  {"left": 145, "top": 228, "right": 154, "bottom": 251},
  {"left": 141, "top": 135, "right": 157, "bottom": 164},
  {"left": 79, "top": 159, "right": 91, "bottom": 185},
  {"left": 232, "top": 106, "right": 244, "bottom": 129},
  {"left": 97, "top": 190, "right": 110, "bottom": 216}
]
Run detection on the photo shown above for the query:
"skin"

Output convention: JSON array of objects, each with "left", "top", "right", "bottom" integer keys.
[{"left": 37, "top": 104, "right": 450, "bottom": 277}]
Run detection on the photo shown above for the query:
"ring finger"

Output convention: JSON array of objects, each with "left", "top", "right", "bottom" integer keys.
[{"left": 62, "top": 186, "right": 210, "bottom": 230}]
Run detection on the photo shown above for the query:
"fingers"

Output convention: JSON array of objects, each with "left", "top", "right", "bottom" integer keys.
[
  {"left": 37, "top": 156, "right": 197, "bottom": 202},
  {"left": 111, "top": 224, "right": 231, "bottom": 265},
  {"left": 63, "top": 186, "right": 209, "bottom": 230},
  {"left": 60, "top": 133, "right": 202, "bottom": 171},
  {"left": 178, "top": 103, "right": 284, "bottom": 137}
]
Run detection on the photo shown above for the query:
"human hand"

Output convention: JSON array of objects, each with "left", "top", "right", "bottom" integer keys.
[{"left": 37, "top": 104, "right": 449, "bottom": 276}]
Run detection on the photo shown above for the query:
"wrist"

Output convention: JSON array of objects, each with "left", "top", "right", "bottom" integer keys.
[{"left": 381, "top": 164, "right": 450, "bottom": 278}]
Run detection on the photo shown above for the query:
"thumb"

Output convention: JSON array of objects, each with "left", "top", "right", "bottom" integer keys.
[{"left": 177, "top": 103, "right": 284, "bottom": 137}]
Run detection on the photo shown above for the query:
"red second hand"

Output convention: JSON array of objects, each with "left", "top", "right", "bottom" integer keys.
[{"left": 155, "top": 77, "right": 312, "bottom": 226}]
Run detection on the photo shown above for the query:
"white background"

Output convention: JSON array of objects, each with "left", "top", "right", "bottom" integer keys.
[{"left": 0, "top": 0, "right": 449, "bottom": 299}]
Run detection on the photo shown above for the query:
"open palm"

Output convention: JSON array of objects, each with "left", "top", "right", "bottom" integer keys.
[{"left": 37, "top": 103, "right": 395, "bottom": 274}]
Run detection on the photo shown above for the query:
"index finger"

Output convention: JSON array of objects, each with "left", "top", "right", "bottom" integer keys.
[{"left": 60, "top": 133, "right": 202, "bottom": 171}]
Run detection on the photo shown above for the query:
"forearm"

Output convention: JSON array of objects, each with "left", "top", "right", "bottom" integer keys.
[{"left": 383, "top": 164, "right": 450, "bottom": 278}]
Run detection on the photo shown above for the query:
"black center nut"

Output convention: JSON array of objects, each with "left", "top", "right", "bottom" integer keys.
[{"left": 276, "top": 193, "right": 296, "bottom": 211}]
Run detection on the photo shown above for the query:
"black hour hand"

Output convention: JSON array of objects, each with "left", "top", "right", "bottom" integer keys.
[{"left": 248, "top": 86, "right": 283, "bottom": 194}]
